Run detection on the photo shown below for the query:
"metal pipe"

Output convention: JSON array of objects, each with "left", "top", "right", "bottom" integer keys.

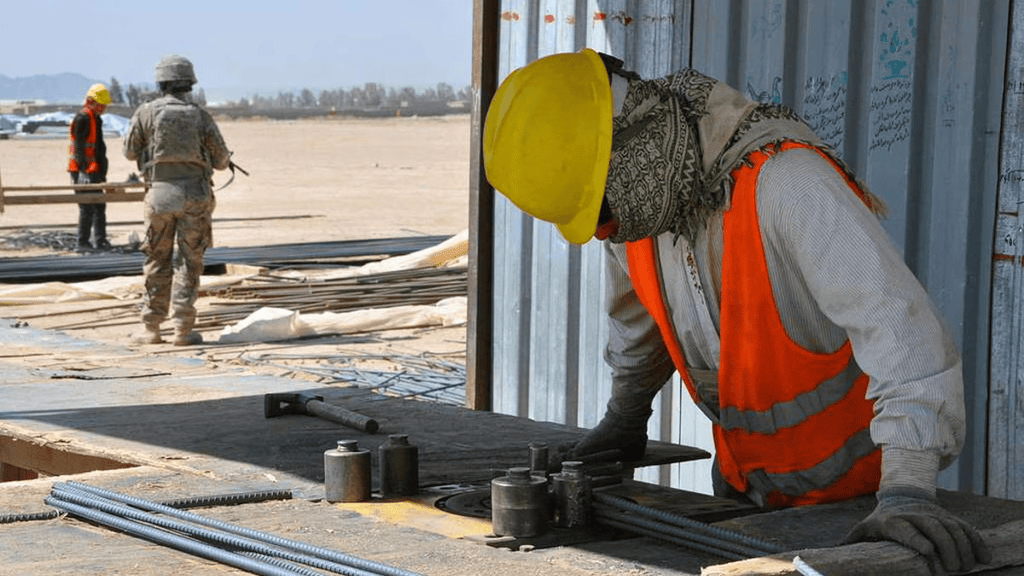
[
  {"left": 44, "top": 495, "right": 308, "bottom": 576},
  {"left": 60, "top": 481, "right": 424, "bottom": 576},
  {"left": 49, "top": 487, "right": 382, "bottom": 576},
  {"left": 593, "top": 492, "right": 780, "bottom": 554},
  {"left": 305, "top": 397, "right": 380, "bottom": 434}
]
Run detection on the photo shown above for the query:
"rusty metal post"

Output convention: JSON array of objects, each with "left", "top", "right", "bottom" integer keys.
[{"left": 466, "top": 0, "right": 500, "bottom": 412}]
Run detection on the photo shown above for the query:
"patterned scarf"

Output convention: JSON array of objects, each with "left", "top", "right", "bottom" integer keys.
[{"left": 604, "top": 69, "right": 870, "bottom": 244}]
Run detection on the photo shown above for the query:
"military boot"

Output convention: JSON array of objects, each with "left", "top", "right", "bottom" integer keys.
[
  {"left": 174, "top": 331, "right": 204, "bottom": 346},
  {"left": 133, "top": 324, "right": 163, "bottom": 345}
]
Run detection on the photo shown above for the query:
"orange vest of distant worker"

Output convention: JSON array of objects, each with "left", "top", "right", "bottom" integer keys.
[
  {"left": 625, "top": 141, "right": 881, "bottom": 507},
  {"left": 67, "top": 107, "right": 99, "bottom": 174}
]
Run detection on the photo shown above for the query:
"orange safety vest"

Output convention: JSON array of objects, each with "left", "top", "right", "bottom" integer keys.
[
  {"left": 625, "top": 141, "right": 880, "bottom": 507},
  {"left": 68, "top": 107, "right": 99, "bottom": 173}
]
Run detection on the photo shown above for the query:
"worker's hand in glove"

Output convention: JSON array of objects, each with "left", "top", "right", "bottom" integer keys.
[
  {"left": 843, "top": 487, "right": 991, "bottom": 574},
  {"left": 565, "top": 409, "right": 649, "bottom": 463},
  {"left": 76, "top": 172, "right": 94, "bottom": 185}
]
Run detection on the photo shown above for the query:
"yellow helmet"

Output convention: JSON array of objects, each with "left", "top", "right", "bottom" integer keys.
[
  {"left": 87, "top": 83, "right": 112, "bottom": 106},
  {"left": 483, "top": 49, "right": 613, "bottom": 245}
]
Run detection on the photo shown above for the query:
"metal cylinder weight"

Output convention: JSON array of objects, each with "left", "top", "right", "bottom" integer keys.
[
  {"left": 324, "top": 440, "right": 371, "bottom": 502},
  {"left": 490, "top": 467, "right": 549, "bottom": 537},
  {"left": 379, "top": 434, "right": 419, "bottom": 498}
]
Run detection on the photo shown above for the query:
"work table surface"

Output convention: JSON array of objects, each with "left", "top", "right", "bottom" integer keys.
[{"left": 2, "top": 320, "right": 1022, "bottom": 576}]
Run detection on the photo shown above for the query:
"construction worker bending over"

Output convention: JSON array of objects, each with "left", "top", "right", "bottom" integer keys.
[
  {"left": 123, "top": 55, "right": 232, "bottom": 346},
  {"left": 483, "top": 49, "right": 990, "bottom": 574},
  {"left": 68, "top": 84, "right": 113, "bottom": 251}
]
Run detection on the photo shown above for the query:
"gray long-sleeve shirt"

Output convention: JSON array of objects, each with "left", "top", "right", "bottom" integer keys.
[{"left": 603, "top": 146, "right": 965, "bottom": 495}]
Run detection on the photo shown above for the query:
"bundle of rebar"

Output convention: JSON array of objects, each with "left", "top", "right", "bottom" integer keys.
[
  {"left": 0, "top": 234, "right": 451, "bottom": 283},
  {"left": 39, "top": 265, "right": 466, "bottom": 334},
  {"left": 46, "top": 481, "right": 425, "bottom": 576},
  {"left": 197, "top": 266, "right": 466, "bottom": 331},
  {"left": 592, "top": 492, "right": 782, "bottom": 561},
  {"left": 239, "top": 351, "right": 466, "bottom": 406},
  {"left": 0, "top": 230, "right": 79, "bottom": 252}
]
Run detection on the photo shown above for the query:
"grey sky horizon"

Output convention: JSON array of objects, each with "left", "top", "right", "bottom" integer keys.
[{"left": 1, "top": 0, "right": 474, "bottom": 102}]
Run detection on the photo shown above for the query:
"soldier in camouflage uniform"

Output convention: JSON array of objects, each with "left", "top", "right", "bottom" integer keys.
[{"left": 123, "top": 55, "right": 232, "bottom": 346}]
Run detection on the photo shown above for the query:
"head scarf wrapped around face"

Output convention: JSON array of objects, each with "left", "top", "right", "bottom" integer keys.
[{"left": 603, "top": 69, "right": 872, "bottom": 244}]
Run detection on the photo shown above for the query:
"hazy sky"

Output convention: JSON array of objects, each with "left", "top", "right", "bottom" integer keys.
[{"left": 1, "top": 0, "right": 474, "bottom": 102}]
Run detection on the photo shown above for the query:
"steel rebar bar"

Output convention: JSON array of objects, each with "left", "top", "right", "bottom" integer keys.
[
  {"left": 593, "top": 506, "right": 768, "bottom": 560},
  {"left": 593, "top": 492, "right": 780, "bottom": 554},
  {"left": 49, "top": 488, "right": 382, "bottom": 576},
  {"left": 59, "top": 482, "right": 424, "bottom": 576},
  {"left": 44, "top": 495, "right": 308, "bottom": 576}
]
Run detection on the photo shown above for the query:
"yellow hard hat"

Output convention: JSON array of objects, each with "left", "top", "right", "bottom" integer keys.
[
  {"left": 483, "top": 49, "right": 613, "bottom": 245},
  {"left": 87, "top": 83, "right": 112, "bottom": 105}
]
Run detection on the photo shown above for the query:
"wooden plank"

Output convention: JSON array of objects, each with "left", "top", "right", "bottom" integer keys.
[
  {"left": 1, "top": 192, "right": 146, "bottom": 205},
  {"left": 700, "top": 519, "right": 1024, "bottom": 576},
  {"left": 1, "top": 182, "right": 147, "bottom": 192},
  {"left": 0, "top": 177, "right": 148, "bottom": 210},
  {"left": 0, "top": 435, "right": 135, "bottom": 477}
]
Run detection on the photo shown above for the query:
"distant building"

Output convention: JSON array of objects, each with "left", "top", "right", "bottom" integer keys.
[{"left": 0, "top": 99, "right": 47, "bottom": 115}]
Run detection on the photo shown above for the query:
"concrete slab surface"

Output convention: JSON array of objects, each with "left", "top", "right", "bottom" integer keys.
[{"left": 2, "top": 319, "right": 1023, "bottom": 576}]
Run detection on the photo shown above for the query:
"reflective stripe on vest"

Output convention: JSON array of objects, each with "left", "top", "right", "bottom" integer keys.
[
  {"left": 625, "top": 141, "right": 880, "bottom": 507},
  {"left": 68, "top": 107, "right": 98, "bottom": 172}
]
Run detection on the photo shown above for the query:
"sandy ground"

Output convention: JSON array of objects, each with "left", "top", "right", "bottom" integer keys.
[
  {"left": 0, "top": 114, "right": 471, "bottom": 249},
  {"left": 0, "top": 114, "right": 473, "bottom": 377}
]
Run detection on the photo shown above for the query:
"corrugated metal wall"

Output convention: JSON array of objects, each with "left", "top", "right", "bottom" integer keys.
[
  {"left": 990, "top": 2, "right": 1024, "bottom": 501},
  {"left": 488, "top": 0, "right": 1012, "bottom": 496}
]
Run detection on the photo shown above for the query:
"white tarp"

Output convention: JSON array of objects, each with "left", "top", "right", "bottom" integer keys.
[
  {"left": 320, "top": 229, "right": 468, "bottom": 279},
  {"left": 0, "top": 112, "right": 132, "bottom": 136},
  {"left": 0, "top": 231, "right": 470, "bottom": 341},
  {"left": 216, "top": 296, "right": 467, "bottom": 344},
  {"left": 215, "top": 231, "right": 470, "bottom": 342},
  {"left": 0, "top": 275, "right": 244, "bottom": 305}
]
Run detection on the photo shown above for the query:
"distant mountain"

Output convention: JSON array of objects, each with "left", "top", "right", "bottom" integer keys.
[{"left": 0, "top": 72, "right": 105, "bottom": 104}]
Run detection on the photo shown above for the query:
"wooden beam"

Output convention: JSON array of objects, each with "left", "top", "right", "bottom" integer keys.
[
  {"left": 0, "top": 435, "right": 135, "bottom": 478},
  {"left": 700, "top": 519, "right": 1024, "bottom": 576},
  {"left": 2, "top": 192, "right": 146, "bottom": 205},
  {"left": 1, "top": 182, "right": 147, "bottom": 193},
  {"left": 0, "top": 176, "right": 148, "bottom": 212}
]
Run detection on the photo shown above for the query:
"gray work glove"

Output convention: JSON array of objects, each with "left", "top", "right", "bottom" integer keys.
[
  {"left": 76, "top": 172, "right": 94, "bottom": 185},
  {"left": 843, "top": 487, "right": 991, "bottom": 574},
  {"left": 565, "top": 408, "right": 649, "bottom": 462}
]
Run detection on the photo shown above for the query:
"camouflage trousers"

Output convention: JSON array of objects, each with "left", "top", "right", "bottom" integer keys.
[{"left": 140, "top": 180, "right": 214, "bottom": 335}]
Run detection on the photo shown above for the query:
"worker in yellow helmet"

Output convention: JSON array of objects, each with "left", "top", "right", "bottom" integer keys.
[
  {"left": 483, "top": 49, "right": 990, "bottom": 574},
  {"left": 67, "top": 83, "right": 113, "bottom": 251}
]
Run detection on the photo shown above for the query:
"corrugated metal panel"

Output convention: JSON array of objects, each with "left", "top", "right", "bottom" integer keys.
[
  {"left": 489, "top": 0, "right": 1010, "bottom": 496},
  {"left": 989, "top": 2, "right": 1024, "bottom": 501}
]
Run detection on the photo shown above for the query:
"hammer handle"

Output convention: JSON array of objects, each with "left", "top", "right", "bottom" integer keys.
[{"left": 306, "top": 399, "right": 379, "bottom": 434}]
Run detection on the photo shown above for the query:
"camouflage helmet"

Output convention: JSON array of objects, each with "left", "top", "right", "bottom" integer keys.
[{"left": 155, "top": 55, "right": 197, "bottom": 84}]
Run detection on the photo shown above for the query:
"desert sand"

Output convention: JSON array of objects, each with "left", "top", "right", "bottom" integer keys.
[
  {"left": 0, "top": 114, "right": 473, "bottom": 368},
  {"left": 0, "top": 114, "right": 471, "bottom": 250}
]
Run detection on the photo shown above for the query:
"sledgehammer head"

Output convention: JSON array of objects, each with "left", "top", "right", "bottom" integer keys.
[{"left": 264, "top": 392, "right": 323, "bottom": 418}]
